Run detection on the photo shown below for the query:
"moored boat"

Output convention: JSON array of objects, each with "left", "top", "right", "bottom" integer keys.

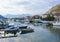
[
  {"left": 21, "top": 27, "right": 34, "bottom": 34},
  {"left": 53, "top": 22, "right": 60, "bottom": 26}
]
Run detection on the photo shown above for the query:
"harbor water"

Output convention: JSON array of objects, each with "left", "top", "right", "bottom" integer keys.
[{"left": 0, "top": 23, "right": 60, "bottom": 42}]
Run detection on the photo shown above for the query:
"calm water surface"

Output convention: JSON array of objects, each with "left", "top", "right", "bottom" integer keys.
[{"left": 0, "top": 24, "right": 60, "bottom": 42}]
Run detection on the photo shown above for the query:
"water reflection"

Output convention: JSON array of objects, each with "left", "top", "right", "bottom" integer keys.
[
  {"left": 46, "top": 25, "right": 60, "bottom": 39},
  {"left": 0, "top": 23, "right": 60, "bottom": 42}
]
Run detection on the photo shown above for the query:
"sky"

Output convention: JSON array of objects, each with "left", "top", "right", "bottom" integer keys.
[{"left": 0, "top": 0, "right": 60, "bottom": 15}]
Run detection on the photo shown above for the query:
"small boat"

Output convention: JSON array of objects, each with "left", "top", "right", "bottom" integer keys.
[
  {"left": 53, "top": 22, "right": 60, "bottom": 26},
  {"left": 37, "top": 20, "right": 42, "bottom": 23},
  {"left": 42, "top": 21, "right": 48, "bottom": 24},
  {"left": 37, "top": 20, "right": 48, "bottom": 24},
  {"left": 21, "top": 28, "right": 34, "bottom": 34},
  {"left": 8, "top": 22, "right": 28, "bottom": 29},
  {"left": 16, "top": 23, "right": 28, "bottom": 29},
  {"left": 19, "top": 26, "right": 27, "bottom": 29},
  {"left": 4, "top": 26, "right": 19, "bottom": 36},
  {"left": 23, "top": 19, "right": 29, "bottom": 24},
  {"left": 37, "top": 20, "right": 43, "bottom": 24}
]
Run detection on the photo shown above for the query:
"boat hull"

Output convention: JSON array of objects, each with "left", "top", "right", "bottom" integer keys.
[{"left": 53, "top": 23, "right": 60, "bottom": 26}]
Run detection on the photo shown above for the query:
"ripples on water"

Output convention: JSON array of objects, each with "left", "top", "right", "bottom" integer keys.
[{"left": 0, "top": 23, "right": 60, "bottom": 42}]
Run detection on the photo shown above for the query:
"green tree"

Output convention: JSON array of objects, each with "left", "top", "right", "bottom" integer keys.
[{"left": 42, "top": 14, "right": 55, "bottom": 21}]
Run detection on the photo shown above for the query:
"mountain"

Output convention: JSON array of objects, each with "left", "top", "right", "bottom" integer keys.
[
  {"left": 3, "top": 14, "right": 33, "bottom": 18},
  {"left": 0, "top": 15, "right": 6, "bottom": 22},
  {"left": 0, "top": 15, "right": 6, "bottom": 19},
  {"left": 45, "top": 4, "right": 60, "bottom": 14}
]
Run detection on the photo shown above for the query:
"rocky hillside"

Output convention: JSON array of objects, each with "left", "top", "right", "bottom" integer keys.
[{"left": 45, "top": 4, "right": 60, "bottom": 14}]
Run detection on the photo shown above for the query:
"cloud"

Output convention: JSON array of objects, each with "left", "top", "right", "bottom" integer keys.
[{"left": 0, "top": 0, "right": 60, "bottom": 15}]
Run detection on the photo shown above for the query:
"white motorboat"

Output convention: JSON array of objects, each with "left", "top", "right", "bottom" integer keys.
[
  {"left": 42, "top": 21, "right": 48, "bottom": 24},
  {"left": 53, "top": 22, "right": 60, "bottom": 26},
  {"left": 37, "top": 20, "right": 48, "bottom": 24}
]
